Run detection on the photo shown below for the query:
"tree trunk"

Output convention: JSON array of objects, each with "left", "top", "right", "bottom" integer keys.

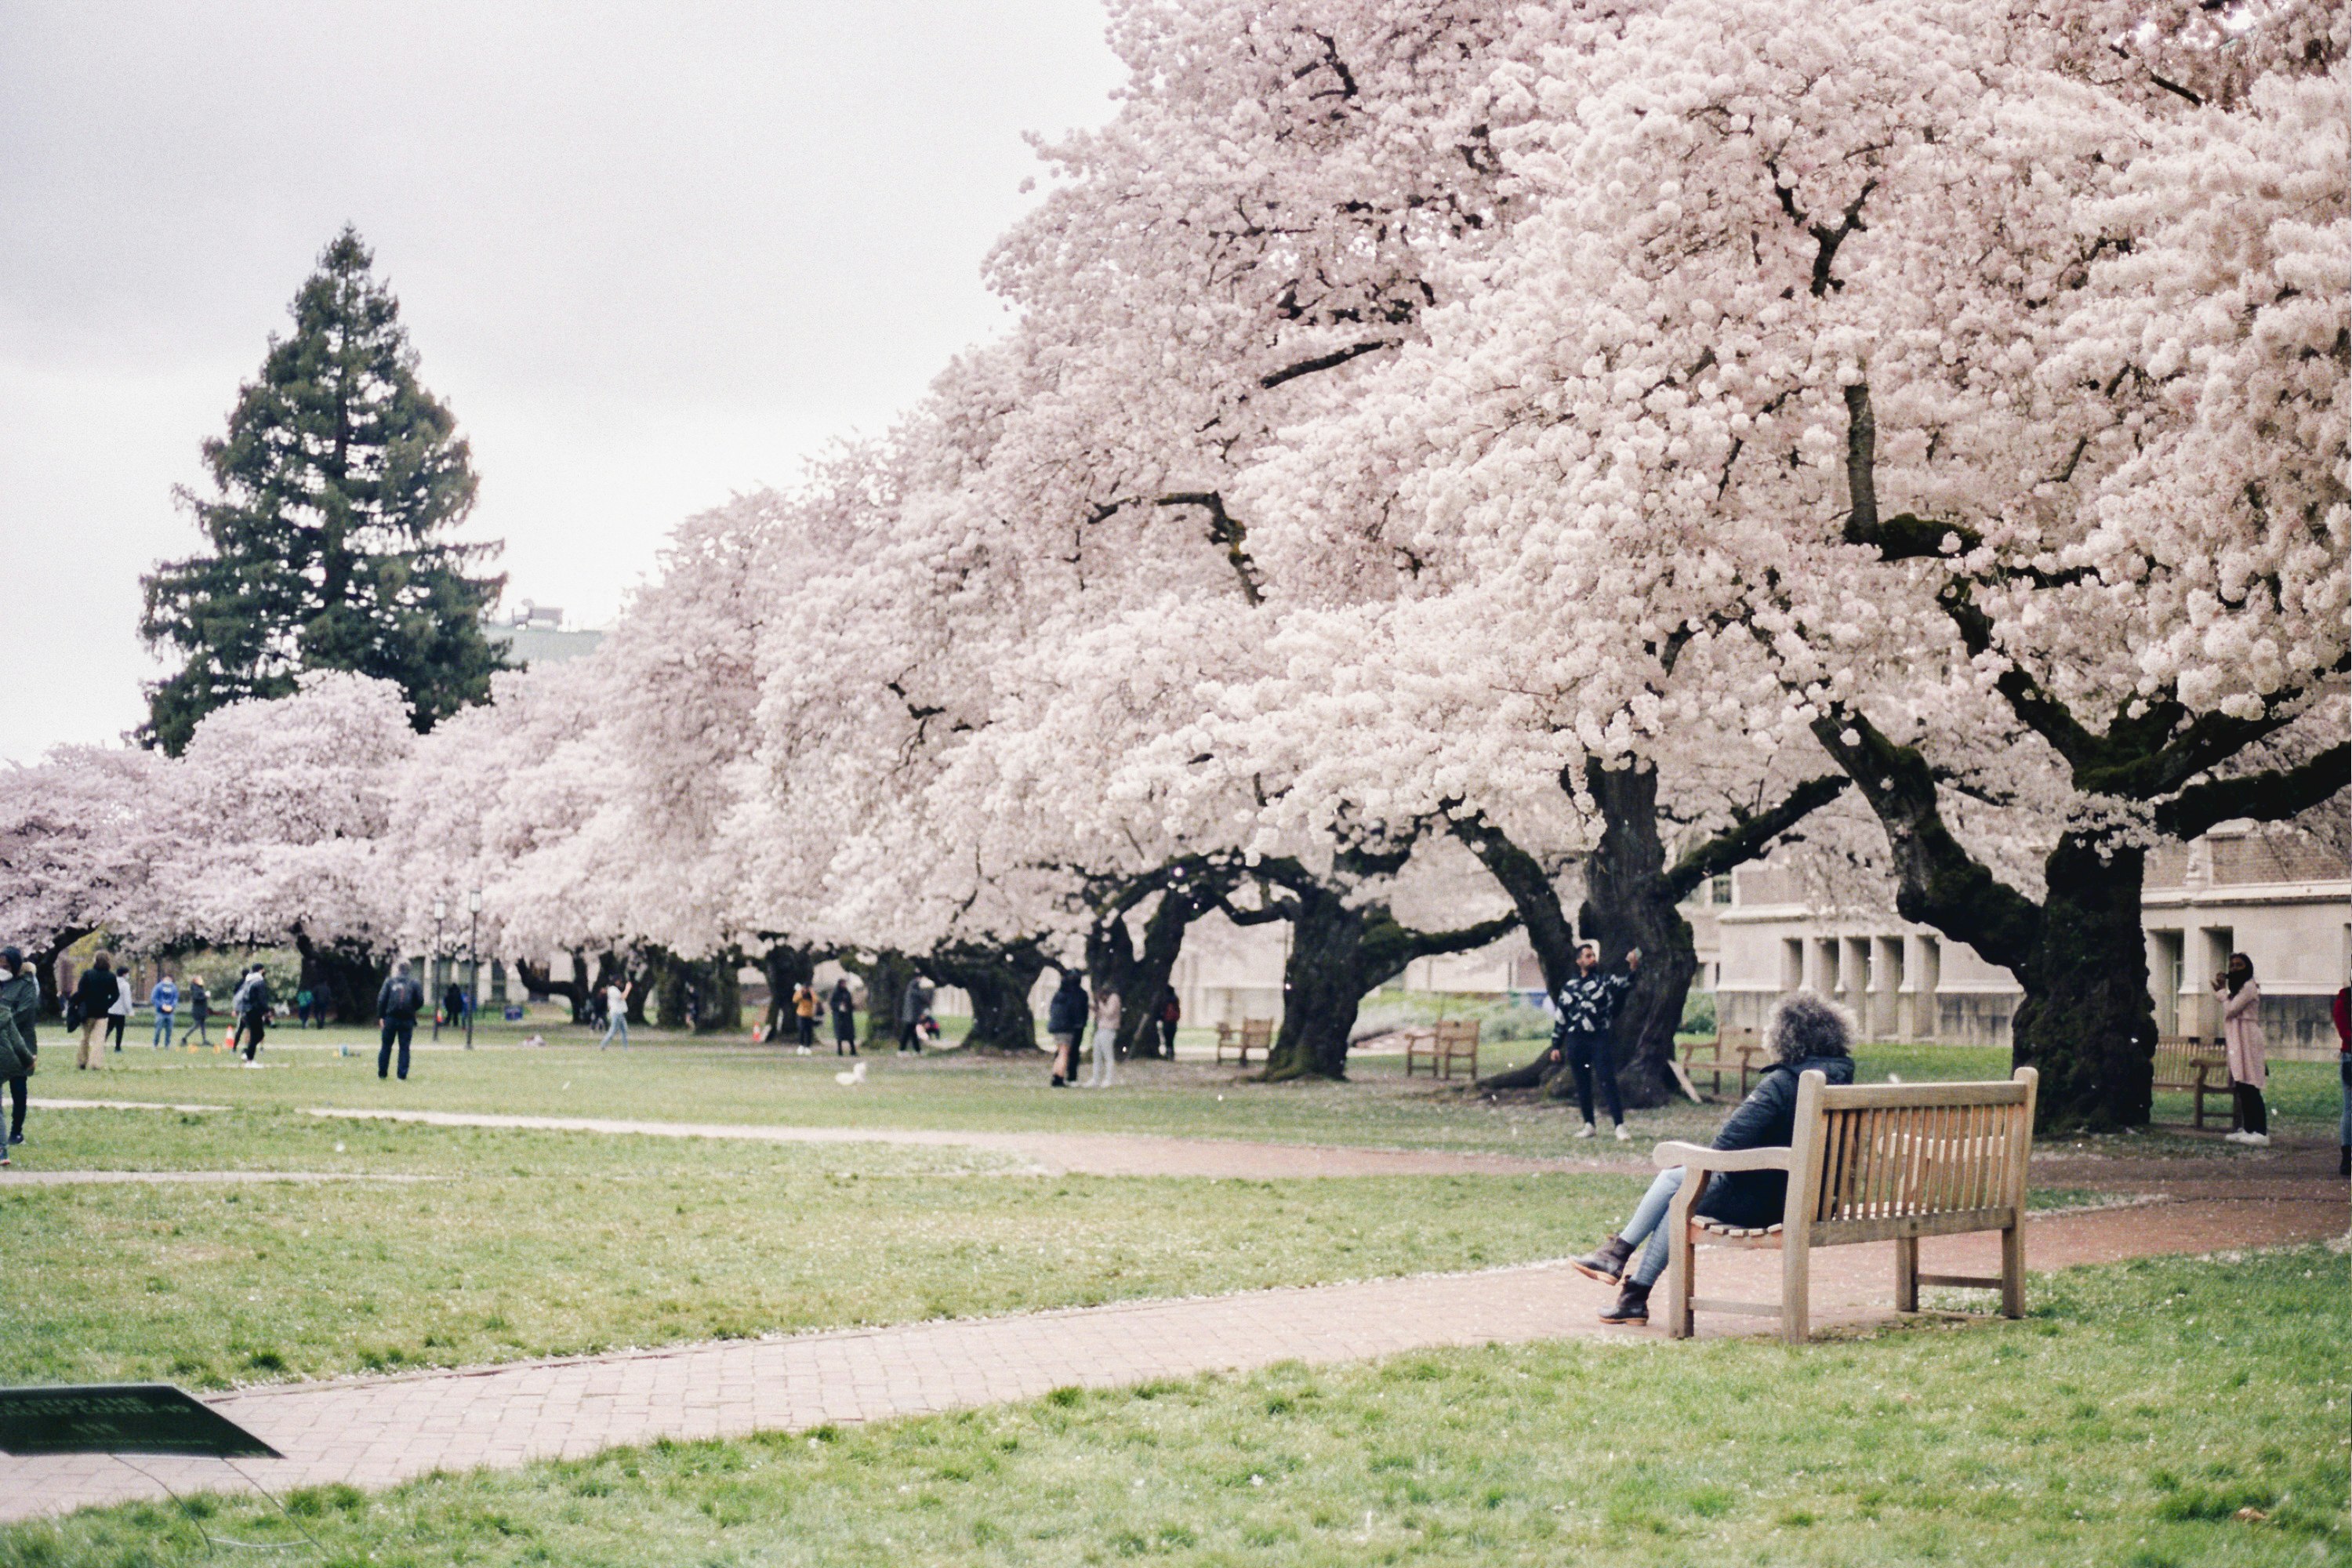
[
  {"left": 1263, "top": 880, "right": 1370, "bottom": 1082},
  {"left": 1119, "top": 891, "right": 1199, "bottom": 1060},
  {"left": 1083, "top": 913, "right": 1142, "bottom": 1054},
  {"left": 292, "top": 929, "right": 387, "bottom": 1025},
  {"left": 31, "top": 930, "right": 89, "bottom": 1018},
  {"left": 844, "top": 951, "right": 916, "bottom": 1049},
  {"left": 2013, "top": 833, "right": 2154, "bottom": 1132},
  {"left": 926, "top": 942, "right": 1048, "bottom": 1052},
  {"left": 758, "top": 944, "right": 819, "bottom": 1040},
  {"left": 1451, "top": 815, "right": 1579, "bottom": 994},
  {"left": 1563, "top": 762, "right": 1697, "bottom": 1110},
  {"left": 650, "top": 949, "right": 739, "bottom": 1033},
  {"left": 515, "top": 952, "right": 592, "bottom": 1023}
]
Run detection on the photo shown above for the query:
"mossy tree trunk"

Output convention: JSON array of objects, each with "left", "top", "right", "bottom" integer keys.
[
  {"left": 924, "top": 940, "right": 1050, "bottom": 1052},
  {"left": 1082, "top": 857, "right": 1243, "bottom": 1062},
  {"left": 1244, "top": 850, "right": 1521, "bottom": 1083},
  {"left": 844, "top": 951, "right": 916, "bottom": 1050}
]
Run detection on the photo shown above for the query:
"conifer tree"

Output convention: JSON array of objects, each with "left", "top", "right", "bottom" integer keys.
[{"left": 140, "top": 226, "right": 506, "bottom": 753}]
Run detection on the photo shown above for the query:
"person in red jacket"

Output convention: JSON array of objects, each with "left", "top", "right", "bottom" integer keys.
[{"left": 2332, "top": 982, "right": 2349, "bottom": 1178}]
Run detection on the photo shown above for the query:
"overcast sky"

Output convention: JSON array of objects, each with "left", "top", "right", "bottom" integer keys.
[{"left": 0, "top": 1, "right": 1123, "bottom": 762}]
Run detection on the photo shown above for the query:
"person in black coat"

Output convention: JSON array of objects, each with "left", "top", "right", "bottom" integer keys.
[
  {"left": 1045, "top": 971, "right": 1088, "bottom": 1087},
  {"left": 1567, "top": 990, "right": 1857, "bottom": 1326},
  {"left": 829, "top": 978, "right": 858, "bottom": 1056}
]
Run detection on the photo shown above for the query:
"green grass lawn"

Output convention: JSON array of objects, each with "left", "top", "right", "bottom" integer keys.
[
  {"left": 8, "top": 1102, "right": 1647, "bottom": 1390},
  {"left": 10, "top": 1245, "right": 2343, "bottom": 1568},
  {"left": 38, "top": 1030, "right": 2340, "bottom": 1163}
]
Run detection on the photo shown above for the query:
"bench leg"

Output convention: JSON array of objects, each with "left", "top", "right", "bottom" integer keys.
[
  {"left": 1999, "top": 1225, "right": 2026, "bottom": 1319},
  {"left": 1894, "top": 1235, "right": 1918, "bottom": 1314},
  {"left": 1781, "top": 1238, "right": 1812, "bottom": 1345},
  {"left": 1662, "top": 1223, "right": 1693, "bottom": 1338}
]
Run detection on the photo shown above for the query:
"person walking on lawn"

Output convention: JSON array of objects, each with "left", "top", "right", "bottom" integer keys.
[
  {"left": 0, "top": 956, "right": 31, "bottom": 1167},
  {"left": 226, "top": 965, "right": 260, "bottom": 1055},
  {"left": 1568, "top": 990, "right": 1857, "bottom": 1326},
  {"left": 0, "top": 947, "right": 38, "bottom": 1149},
  {"left": 1087, "top": 987, "right": 1123, "bottom": 1089},
  {"left": 72, "top": 953, "right": 118, "bottom": 1069},
  {"left": 2216, "top": 953, "right": 2269, "bottom": 1146},
  {"left": 1548, "top": 943, "right": 1641, "bottom": 1141},
  {"left": 103, "top": 960, "right": 132, "bottom": 1052},
  {"left": 793, "top": 982, "right": 820, "bottom": 1054},
  {"left": 600, "top": 980, "right": 631, "bottom": 1050},
  {"left": 898, "top": 975, "right": 934, "bottom": 1055},
  {"left": 186, "top": 977, "right": 211, "bottom": 1049},
  {"left": 1046, "top": 970, "right": 1088, "bottom": 1087},
  {"left": 2334, "top": 982, "right": 2349, "bottom": 1178},
  {"left": 150, "top": 972, "right": 179, "bottom": 1048},
  {"left": 238, "top": 964, "right": 273, "bottom": 1065},
  {"left": 1157, "top": 986, "right": 1181, "bottom": 1058},
  {"left": 376, "top": 960, "right": 424, "bottom": 1080},
  {"left": 829, "top": 978, "right": 858, "bottom": 1056}
]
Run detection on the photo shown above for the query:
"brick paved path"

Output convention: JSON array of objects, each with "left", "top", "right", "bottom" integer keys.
[{"left": 6, "top": 1190, "right": 2338, "bottom": 1524}]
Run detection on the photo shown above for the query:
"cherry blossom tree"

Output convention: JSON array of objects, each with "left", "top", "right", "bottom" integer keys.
[{"left": 0, "top": 747, "right": 171, "bottom": 1012}]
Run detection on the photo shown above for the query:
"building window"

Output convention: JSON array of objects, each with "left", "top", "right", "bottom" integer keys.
[{"left": 1709, "top": 873, "right": 1733, "bottom": 906}]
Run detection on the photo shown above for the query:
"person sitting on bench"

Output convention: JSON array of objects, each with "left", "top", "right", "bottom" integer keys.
[{"left": 1567, "top": 990, "right": 1857, "bottom": 1326}]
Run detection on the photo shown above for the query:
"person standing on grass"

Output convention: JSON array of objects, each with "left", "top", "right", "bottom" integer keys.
[
  {"left": 376, "top": 960, "right": 423, "bottom": 1081},
  {"left": 0, "top": 947, "right": 38, "bottom": 1149},
  {"left": 600, "top": 979, "right": 631, "bottom": 1050},
  {"left": 1568, "top": 991, "right": 1857, "bottom": 1326},
  {"left": 1548, "top": 943, "right": 1642, "bottom": 1142},
  {"left": 72, "top": 953, "right": 118, "bottom": 1070},
  {"left": 238, "top": 964, "right": 273, "bottom": 1065},
  {"left": 186, "top": 977, "right": 211, "bottom": 1049},
  {"left": 2333, "top": 982, "right": 2349, "bottom": 1178},
  {"left": 150, "top": 972, "right": 179, "bottom": 1048},
  {"left": 829, "top": 977, "right": 858, "bottom": 1056},
  {"left": 103, "top": 961, "right": 131, "bottom": 1052},
  {"left": 2216, "top": 953, "right": 2269, "bottom": 1146},
  {"left": 226, "top": 965, "right": 259, "bottom": 1055},
  {"left": 898, "top": 975, "right": 934, "bottom": 1056},
  {"left": 1157, "top": 986, "right": 1181, "bottom": 1059},
  {"left": 1087, "top": 986, "right": 1122, "bottom": 1089},
  {"left": 1046, "top": 970, "right": 1087, "bottom": 1087},
  {"left": 793, "top": 982, "right": 820, "bottom": 1054},
  {"left": 0, "top": 958, "right": 31, "bottom": 1167}
]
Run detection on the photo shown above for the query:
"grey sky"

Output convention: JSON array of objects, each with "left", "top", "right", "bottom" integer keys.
[{"left": 0, "top": 1, "right": 1122, "bottom": 761}]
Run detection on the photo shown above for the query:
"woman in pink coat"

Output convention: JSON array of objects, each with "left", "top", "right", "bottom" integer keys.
[{"left": 2213, "top": 953, "right": 2267, "bottom": 1147}]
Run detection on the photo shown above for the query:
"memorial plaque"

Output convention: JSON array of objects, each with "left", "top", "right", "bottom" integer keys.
[{"left": 0, "top": 1384, "right": 280, "bottom": 1457}]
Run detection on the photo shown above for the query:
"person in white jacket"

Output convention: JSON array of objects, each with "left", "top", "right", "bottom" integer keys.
[
  {"left": 1087, "top": 989, "right": 1123, "bottom": 1088},
  {"left": 601, "top": 982, "right": 631, "bottom": 1050}
]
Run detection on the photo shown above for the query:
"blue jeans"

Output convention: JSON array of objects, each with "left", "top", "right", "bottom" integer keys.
[
  {"left": 379, "top": 1018, "right": 413, "bottom": 1079},
  {"left": 152, "top": 1013, "right": 174, "bottom": 1047},
  {"left": 1619, "top": 1167, "right": 1687, "bottom": 1287},
  {"left": 601, "top": 1014, "right": 630, "bottom": 1049}
]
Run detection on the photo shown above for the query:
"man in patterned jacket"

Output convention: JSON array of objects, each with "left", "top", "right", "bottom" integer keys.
[{"left": 1545, "top": 942, "right": 1642, "bottom": 1141}]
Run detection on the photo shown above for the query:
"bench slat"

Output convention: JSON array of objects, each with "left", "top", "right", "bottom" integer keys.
[
  {"left": 1810, "top": 1207, "right": 2018, "bottom": 1246},
  {"left": 1917, "top": 1272, "right": 2006, "bottom": 1290},
  {"left": 1816, "top": 1081, "right": 2031, "bottom": 1110}
]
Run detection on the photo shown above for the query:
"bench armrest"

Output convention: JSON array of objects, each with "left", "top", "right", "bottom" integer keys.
[{"left": 1651, "top": 1141, "right": 1791, "bottom": 1173}]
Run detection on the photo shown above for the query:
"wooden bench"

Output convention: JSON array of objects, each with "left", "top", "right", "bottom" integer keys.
[
  {"left": 2152, "top": 1035, "right": 2230, "bottom": 1129},
  {"left": 1403, "top": 1018, "right": 1481, "bottom": 1080},
  {"left": 1655, "top": 1067, "right": 2038, "bottom": 1343},
  {"left": 1214, "top": 1017, "right": 1275, "bottom": 1067},
  {"left": 1679, "top": 1027, "right": 1763, "bottom": 1101}
]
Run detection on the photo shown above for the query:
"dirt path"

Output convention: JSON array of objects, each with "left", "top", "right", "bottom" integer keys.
[{"left": 5, "top": 1191, "right": 2339, "bottom": 1525}]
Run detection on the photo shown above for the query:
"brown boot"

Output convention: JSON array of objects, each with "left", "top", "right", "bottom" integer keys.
[
  {"left": 1599, "top": 1277, "right": 1653, "bottom": 1326},
  {"left": 1571, "top": 1235, "right": 1635, "bottom": 1286}
]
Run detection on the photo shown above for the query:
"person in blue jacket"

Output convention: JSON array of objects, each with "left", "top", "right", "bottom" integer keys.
[{"left": 1568, "top": 990, "right": 1858, "bottom": 1326}]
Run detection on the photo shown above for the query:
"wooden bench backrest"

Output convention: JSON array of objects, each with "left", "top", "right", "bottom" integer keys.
[
  {"left": 2151, "top": 1036, "right": 2223, "bottom": 1079},
  {"left": 1789, "top": 1069, "right": 2038, "bottom": 1243},
  {"left": 1434, "top": 1018, "right": 1479, "bottom": 1047},
  {"left": 1241, "top": 1018, "right": 1275, "bottom": 1049}
]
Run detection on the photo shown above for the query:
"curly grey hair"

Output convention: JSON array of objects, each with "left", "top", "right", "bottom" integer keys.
[{"left": 1765, "top": 990, "right": 1855, "bottom": 1065}]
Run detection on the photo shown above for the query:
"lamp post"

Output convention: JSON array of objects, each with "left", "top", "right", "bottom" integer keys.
[
  {"left": 465, "top": 888, "right": 482, "bottom": 1050},
  {"left": 431, "top": 898, "right": 447, "bottom": 1041}
]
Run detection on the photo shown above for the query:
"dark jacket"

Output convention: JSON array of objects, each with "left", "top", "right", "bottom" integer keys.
[
  {"left": 0, "top": 974, "right": 34, "bottom": 1076},
  {"left": 898, "top": 978, "right": 933, "bottom": 1025},
  {"left": 2, "top": 971, "right": 37, "bottom": 1054},
  {"left": 188, "top": 983, "right": 209, "bottom": 1022},
  {"left": 829, "top": 982, "right": 856, "bottom": 1036},
  {"left": 240, "top": 975, "right": 274, "bottom": 1020},
  {"left": 1692, "top": 1054, "right": 1858, "bottom": 1229},
  {"left": 72, "top": 967, "right": 118, "bottom": 1024},
  {"left": 1046, "top": 980, "right": 1089, "bottom": 1036},
  {"left": 377, "top": 975, "right": 423, "bottom": 1022}
]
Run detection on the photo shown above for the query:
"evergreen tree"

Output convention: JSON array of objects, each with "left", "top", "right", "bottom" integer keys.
[{"left": 140, "top": 226, "right": 506, "bottom": 753}]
